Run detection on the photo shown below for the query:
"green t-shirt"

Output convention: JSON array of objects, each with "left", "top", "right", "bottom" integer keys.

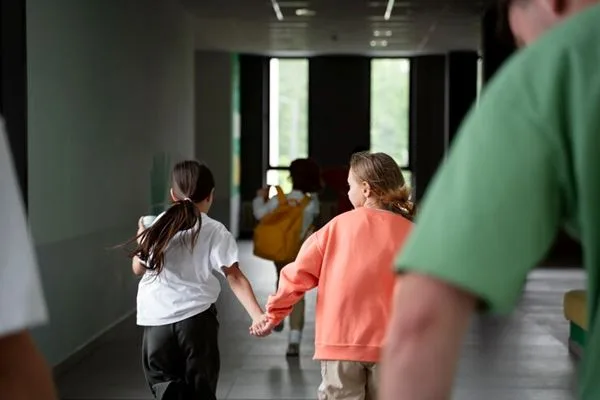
[{"left": 395, "top": 5, "right": 600, "bottom": 399}]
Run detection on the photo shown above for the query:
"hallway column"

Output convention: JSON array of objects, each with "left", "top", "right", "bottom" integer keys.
[
  {"left": 481, "top": 3, "right": 516, "bottom": 83},
  {"left": 195, "top": 51, "right": 239, "bottom": 235},
  {"left": 409, "top": 55, "right": 446, "bottom": 201},
  {"left": 239, "top": 55, "right": 269, "bottom": 203},
  {"left": 239, "top": 55, "right": 269, "bottom": 238},
  {"left": 308, "top": 56, "right": 371, "bottom": 167},
  {"left": 445, "top": 51, "right": 478, "bottom": 147}
]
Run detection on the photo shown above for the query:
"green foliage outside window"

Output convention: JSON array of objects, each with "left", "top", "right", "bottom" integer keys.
[{"left": 370, "top": 59, "right": 410, "bottom": 168}]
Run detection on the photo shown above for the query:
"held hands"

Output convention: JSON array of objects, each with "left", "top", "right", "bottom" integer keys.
[{"left": 249, "top": 313, "right": 276, "bottom": 337}]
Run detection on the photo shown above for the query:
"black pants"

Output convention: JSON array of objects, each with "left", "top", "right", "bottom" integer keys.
[{"left": 142, "top": 305, "right": 220, "bottom": 400}]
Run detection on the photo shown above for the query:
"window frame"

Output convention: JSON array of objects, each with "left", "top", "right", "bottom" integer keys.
[
  {"left": 265, "top": 56, "right": 309, "bottom": 194},
  {"left": 265, "top": 57, "right": 413, "bottom": 188}
]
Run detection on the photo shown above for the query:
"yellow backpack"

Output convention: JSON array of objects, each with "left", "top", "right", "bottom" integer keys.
[{"left": 253, "top": 186, "right": 312, "bottom": 263}]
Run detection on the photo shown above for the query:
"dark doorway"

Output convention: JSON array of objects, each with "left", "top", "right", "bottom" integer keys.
[{"left": 1, "top": 0, "right": 28, "bottom": 205}]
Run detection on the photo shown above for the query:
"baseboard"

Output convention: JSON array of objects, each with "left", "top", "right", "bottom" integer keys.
[{"left": 53, "top": 308, "right": 136, "bottom": 378}]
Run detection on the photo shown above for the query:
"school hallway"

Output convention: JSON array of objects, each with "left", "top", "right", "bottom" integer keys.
[{"left": 54, "top": 242, "right": 583, "bottom": 400}]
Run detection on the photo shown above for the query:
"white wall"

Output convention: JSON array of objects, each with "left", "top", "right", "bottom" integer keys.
[{"left": 26, "top": 0, "right": 195, "bottom": 364}]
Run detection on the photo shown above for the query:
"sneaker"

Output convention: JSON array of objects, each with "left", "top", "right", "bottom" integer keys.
[
  {"left": 286, "top": 343, "right": 300, "bottom": 357},
  {"left": 286, "top": 330, "right": 302, "bottom": 357}
]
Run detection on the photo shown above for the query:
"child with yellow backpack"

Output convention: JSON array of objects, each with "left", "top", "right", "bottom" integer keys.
[{"left": 252, "top": 158, "right": 322, "bottom": 357}]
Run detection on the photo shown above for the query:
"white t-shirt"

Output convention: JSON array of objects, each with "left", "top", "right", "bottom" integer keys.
[
  {"left": 0, "top": 120, "right": 48, "bottom": 337},
  {"left": 136, "top": 212, "right": 238, "bottom": 326},
  {"left": 252, "top": 189, "right": 320, "bottom": 238}
]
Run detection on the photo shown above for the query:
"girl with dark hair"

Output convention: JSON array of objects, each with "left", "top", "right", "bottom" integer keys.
[{"left": 127, "top": 160, "right": 263, "bottom": 400}]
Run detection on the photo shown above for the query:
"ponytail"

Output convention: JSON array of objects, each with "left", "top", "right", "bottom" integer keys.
[
  {"left": 129, "top": 200, "right": 201, "bottom": 274},
  {"left": 381, "top": 186, "right": 416, "bottom": 221}
]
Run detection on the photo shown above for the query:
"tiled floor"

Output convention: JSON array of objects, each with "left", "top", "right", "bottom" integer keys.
[{"left": 57, "top": 242, "right": 585, "bottom": 399}]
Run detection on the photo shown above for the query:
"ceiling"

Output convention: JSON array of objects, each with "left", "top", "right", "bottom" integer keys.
[{"left": 180, "top": 0, "right": 489, "bottom": 56}]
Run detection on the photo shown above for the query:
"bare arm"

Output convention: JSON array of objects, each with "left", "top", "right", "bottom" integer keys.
[
  {"left": 132, "top": 218, "right": 148, "bottom": 276},
  {"left": 252, "top": 189, "right": 279, "bottom": 220},
  {"left": 250, "top": 234, "right": 323, "bottom": 336},
  {"left": 380, "top": 273, "right": 476, "bottom": 400},
  {"left": 132, "top": 256, "right": 146, "bottom": 276},
  {"left": 0, "top": 331, "right": 57, "bottom": 400},
  {"left": 264, "top": 252, "right": 320, "bottom": 325},
  {"left": 224, "top": 263, "right": 264, "bottom": 322}
]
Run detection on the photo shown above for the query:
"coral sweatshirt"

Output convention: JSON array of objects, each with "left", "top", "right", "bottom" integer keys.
[{"left": 266, "top": 207, "right": 413, "bottom": 363}]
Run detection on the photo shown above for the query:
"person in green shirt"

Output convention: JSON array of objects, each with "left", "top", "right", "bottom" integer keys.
[{"left": 380, "top": 1, "right": 600, "bottom": 399}]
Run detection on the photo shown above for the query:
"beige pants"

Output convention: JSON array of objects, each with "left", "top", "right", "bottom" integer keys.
[
  {"left": 318, "top": 361, "right": 379, "bottom": 400},
  {"left": 274, "top": 262, "right": 305, "bottom": 330}
]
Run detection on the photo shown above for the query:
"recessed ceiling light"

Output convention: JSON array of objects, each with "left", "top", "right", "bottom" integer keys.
[
  {"left": 295, "top": 8, "right": 316, "bottom": 16},
  {"left": 373, "top": 30, "right": 392, "bottom": 37},
  {"left": 370, "top": 39, "right": 389, "bottom": 47}
]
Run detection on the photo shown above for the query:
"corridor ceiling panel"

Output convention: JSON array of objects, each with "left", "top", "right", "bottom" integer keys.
[{"left": 180, "top": 0, "right": 488, "bottom": 55}]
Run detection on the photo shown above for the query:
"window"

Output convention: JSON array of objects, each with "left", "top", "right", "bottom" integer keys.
[
  {"left": 401, "top": 169, "right": 412, "bottom": 189},
  {"left": 370, "top": 59, "right": 410, "bottom": 170},
  {"left": 267, "top": 58, "right": 309, "bottom": 195}
]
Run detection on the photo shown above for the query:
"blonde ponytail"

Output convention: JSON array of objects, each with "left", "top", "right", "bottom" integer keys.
[
  {"left": 350, "top": 151, "right": 416, "bottom": 221},
  {"left": 381, "top": 186, "right": 416, "bottom": 221}
]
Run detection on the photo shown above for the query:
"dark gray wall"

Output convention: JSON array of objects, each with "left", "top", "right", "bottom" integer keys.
[
  {"left": 1, "top": 0, "right": 27, "bottom": 201},
  {"left": 446, "top": 51, "right": 478, "bottom": 147},
  {"left": 482, "top": 4, "right": 516, "bottom": 84},
  {"left": 194, "top": 51, "right": 236, "bottom": 231},
  {"left": 27, "top": 0, "right": 195, "bottom": 364},
  {"left": 308, "top": 56, "right": 371, "bottom": 167},
  {"left": 409, "top": 55, "right": 446, "bottom": 201},
  {"left": 239, "top": 55, "right": 268, "bottom": 203}
]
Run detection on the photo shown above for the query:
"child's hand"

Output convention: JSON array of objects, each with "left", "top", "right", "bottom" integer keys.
[
  {"left": 249, "top": 314, "right": 276, "bottom": 337},
  {"left": 256, "top": 187, "right": 270, "bottom": 201}
]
